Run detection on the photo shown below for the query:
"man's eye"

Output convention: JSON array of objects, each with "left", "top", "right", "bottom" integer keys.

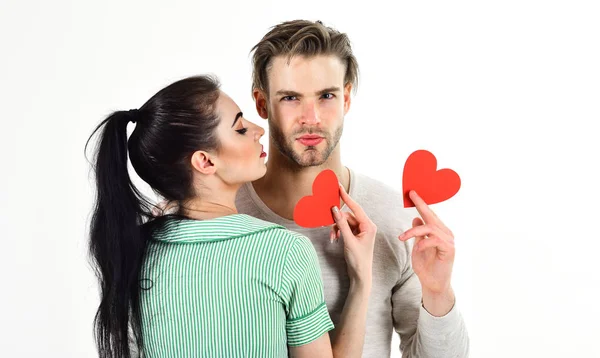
[
  {"left": 322, "top": 93, "right": 334, "bottom": 99},
  {"left": 281, "top": 96, "right": 297, "bottom": 101},
  {"left": 236, "top": 128, "right": 248, "bottom": 135}
]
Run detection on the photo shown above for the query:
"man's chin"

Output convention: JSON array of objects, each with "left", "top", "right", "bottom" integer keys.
[{"left": 295, "top": 151, "right": 327, "bottom": 167}]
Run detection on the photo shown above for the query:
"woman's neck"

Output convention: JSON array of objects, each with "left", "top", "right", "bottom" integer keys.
[{"left": 178, "top": 185, "right": 239, "bottom": 220}]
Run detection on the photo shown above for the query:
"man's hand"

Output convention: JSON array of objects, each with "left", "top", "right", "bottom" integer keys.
[{"left": 398, "top": 190, "right": 456, "bottom": 316}]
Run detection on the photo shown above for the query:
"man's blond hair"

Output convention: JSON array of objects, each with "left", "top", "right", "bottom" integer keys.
[{"left": 251, "top": 20, "right": 359, "bottom": 97}]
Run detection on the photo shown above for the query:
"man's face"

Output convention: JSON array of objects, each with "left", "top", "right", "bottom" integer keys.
[{"left": 258, "top": 55, "right": 351, "bottom": 167}]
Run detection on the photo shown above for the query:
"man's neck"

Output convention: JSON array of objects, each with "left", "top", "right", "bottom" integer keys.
[{"left": 252, "top": 146, "right": 350, "bottom": 221}]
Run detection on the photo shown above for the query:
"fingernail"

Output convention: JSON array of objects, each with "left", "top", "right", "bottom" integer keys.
[{"left": 331, "top": 206, "right": 341, "bottom": 220}]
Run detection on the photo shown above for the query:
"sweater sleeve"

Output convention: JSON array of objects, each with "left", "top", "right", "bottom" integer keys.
[{"left": 392, "top": 241, "right": 470, "bottom": 357}]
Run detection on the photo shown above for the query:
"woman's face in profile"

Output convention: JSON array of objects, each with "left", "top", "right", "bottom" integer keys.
[{"left": 209, "top": 91, "right": 267, "bottom": 185}]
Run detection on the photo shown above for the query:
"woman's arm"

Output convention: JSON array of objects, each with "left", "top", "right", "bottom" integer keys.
[
  {"left": 285, "top": 185, "right": 376, "bottom": 358},
  {"left": 289, "top": 333, "right": 333, "bottom": 358},
  {"left": 330, "top": 281, "right": 371, "bottom": 358},
  {"left": 328, "top": 184, "right": 377, "bottom": 358}
]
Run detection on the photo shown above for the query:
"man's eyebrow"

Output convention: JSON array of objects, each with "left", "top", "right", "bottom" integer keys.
[
  {"left": 231, "top": 112, "right": 243, "bottom": 127},
  {"left": 274, "top": 87, "right": 342, "bottom": 97},
  {"left": 316, "top": 87, "right": 341, "bottom": 96},
  {"left": 274, "top": 90, "right": 302, "bottom": 97}
]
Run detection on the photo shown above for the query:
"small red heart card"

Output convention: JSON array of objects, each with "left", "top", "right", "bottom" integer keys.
[
  {"left": 403, "top": 150, "right": 461, "bottom": 207},
  {"left": 293, "top": 169, "right": 340, "bottom": 228}
]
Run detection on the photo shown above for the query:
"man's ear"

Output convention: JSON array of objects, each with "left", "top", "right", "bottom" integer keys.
[
  {"left": 343, "top": 83, "right": 352, "bottom": 115},
  {"left": 191, "top": 150, "right": 216, "bottom": 175},
  {"left": 253, "top": 88, "right": 269, "bottom": 119}
]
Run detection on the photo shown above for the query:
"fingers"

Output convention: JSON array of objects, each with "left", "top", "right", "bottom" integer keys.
[
  {"left": 408, "top": 190, "right": 453, "bottom": 236},
  {"left": 330, "top": 224, "right": 342, "bottom": 241},
  {"left": 331, "top": 211, "right": 360, "bottom": 242},
  {"left": 339, "top": 183, "right": 371, "bottom": 225},
  {"left": 415, "top": 235, "right": 455, "bottom": 255},
  {"left": 331, "top": 206, "right": 355, "bottom": 242},
  {"left": 409, "top": 190, "right": 439, "bottom": 224},
  {"left": 398, "top": 216, "right": 455, "bottom": 258},
  {"left": 398, "top": 224, "right": 445, "bottom": 241},
  {"left": 342, "top": 211, "right": 359, "bottom": 229},
  {"left": 412, "top": 217, "right": 424, "bottom": 229},
  {"left": 411, "top": 217, "right": 426, "bottom": 247}
]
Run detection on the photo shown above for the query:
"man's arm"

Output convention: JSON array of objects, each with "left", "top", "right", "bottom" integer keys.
[{"left": 392, "top": 246, "right": 470, "bottom": 358}]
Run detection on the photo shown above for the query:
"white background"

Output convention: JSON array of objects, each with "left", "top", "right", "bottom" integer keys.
[{"left": 1, "top": 0, "right": 599, "bottom": 357}]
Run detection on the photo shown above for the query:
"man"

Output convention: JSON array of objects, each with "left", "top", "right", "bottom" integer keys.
[{"left": 236, "top": 20, "right": 469, "bottom": 357}]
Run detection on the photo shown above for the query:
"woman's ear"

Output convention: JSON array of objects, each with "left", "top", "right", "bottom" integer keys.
[{"left": 191, "top": 150, "right": 217, "bottom": 175}]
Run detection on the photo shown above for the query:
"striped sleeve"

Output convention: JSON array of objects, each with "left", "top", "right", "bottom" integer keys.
[{"left": 280, "top": 234, "right": 334, "bottom": 347}]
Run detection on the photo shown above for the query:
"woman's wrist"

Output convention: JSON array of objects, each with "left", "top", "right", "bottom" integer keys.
[{"left": 349, "top": 273, "right": 372, "bottom": 294}]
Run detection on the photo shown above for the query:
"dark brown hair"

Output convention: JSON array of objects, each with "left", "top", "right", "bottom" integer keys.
[{"left": 85, "top": 75, "right": 221, "bottom": 357}]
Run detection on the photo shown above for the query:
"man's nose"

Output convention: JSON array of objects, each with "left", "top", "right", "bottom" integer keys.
[{"left": 300, "top": 101, "right": 320, "bottom": 125}]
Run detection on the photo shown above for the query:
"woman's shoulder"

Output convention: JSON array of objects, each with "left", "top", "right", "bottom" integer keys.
[
  {"left": 234, "top": 216, "right": 319, "bottom": 264},
  {"left": 240, "top": 214, "right": 312, "bottom": 246}
]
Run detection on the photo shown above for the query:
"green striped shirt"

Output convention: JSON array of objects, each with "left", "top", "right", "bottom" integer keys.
[{"left": 140, "top": 214, "right": 334, "bottom": 357}]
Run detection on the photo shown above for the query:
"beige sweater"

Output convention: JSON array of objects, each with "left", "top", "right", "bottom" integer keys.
[{"left": 235, "top": 168, "right": 470, "bottom": 358}]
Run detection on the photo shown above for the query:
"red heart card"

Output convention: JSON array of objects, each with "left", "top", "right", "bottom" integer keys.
[
  {"left": 293, "top": 169, "right": 340, "bottom": 228},
  {"left": 403, "top": 150, "right": 461, "bottom": 207}
]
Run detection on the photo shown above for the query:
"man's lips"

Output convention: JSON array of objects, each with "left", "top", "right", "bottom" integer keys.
[{"left": 297, "top": 135, "right": 324, "bottom": 146}]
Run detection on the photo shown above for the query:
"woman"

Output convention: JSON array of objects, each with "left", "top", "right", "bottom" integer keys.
[{"left": 86, "top": 75, "right": 376, "bottom": 358}]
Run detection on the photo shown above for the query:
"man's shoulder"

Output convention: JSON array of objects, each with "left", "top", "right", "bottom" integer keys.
[{"left": 352, "top": 171, "right": 403, "bottom": 198}]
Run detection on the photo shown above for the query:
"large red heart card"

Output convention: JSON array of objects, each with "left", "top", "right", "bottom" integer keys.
[
  {"left": 293, "top": 169, "right": 340, "bottom": 228},
  {"left": 403, "top": 150, "right": 461, "bottom": 207}
]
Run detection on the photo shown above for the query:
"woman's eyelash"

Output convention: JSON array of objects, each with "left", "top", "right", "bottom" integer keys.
[{"left": 236, "top": 128, "right": 248, "bottom": 134}]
